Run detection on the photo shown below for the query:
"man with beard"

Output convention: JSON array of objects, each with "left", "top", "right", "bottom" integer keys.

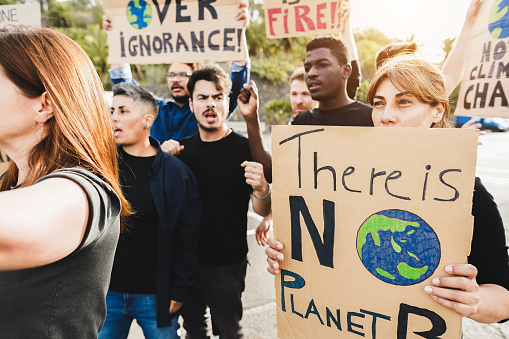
[
  {"left": 291, "top": 35, "right": 373, "bottom": 127},
  {"left": 177, "top": 64, "right": 271, "bottom": 339},
  {"left": 102, "top": 0, "right": 250, "bottom": 145}
]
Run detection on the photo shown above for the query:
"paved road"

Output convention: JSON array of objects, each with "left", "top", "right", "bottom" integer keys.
[{"left": 128, "top": 129, "right": 509, "bottom": 339}]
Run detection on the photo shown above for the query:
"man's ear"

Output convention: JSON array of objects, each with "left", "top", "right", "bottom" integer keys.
[
  {"left": 189, "top": 98, "right": 194, "bottom": 113},
  {"left": 34, "top": 92, "right": 54, "bottom": 123},
  {"left": 341, "top": 64, "right": 352, "bottom": 79}
]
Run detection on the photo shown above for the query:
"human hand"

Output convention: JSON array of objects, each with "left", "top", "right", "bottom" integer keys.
[
  {"left": 241, "top": 161, "right": 267, "bottom": 193},
  {"left": 102, "top": 15, "right": 113, "bottom": 31},
  {"left": 161, "top": 139, "right": 184, "bottom": 156},
  {"left": 339, "top": 0, "right": 351, "bottom": 31},
  {"left": 266, "top": 237, "right": 284, "bottom": 275},
  {"left": 256, "top": 212, "right": 272, "bottom": 246},
  {"left": 424, "top": 264, "right": 480, "bottom": 317},
  {"left": 460, "top": 118, "right": 485, "bottom": 145},
  {"left": 169, "top": 300, "right": 183, "bottom": 314},
  {"left": 237, "top": 81, "right": 259, "bottom": 120},
  {"left": 235, "top": 0, "right": 250, "bottom": 28}
]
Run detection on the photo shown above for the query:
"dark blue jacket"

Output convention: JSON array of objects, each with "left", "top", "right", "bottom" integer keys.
[
  {"left": 110, "top": 62, "right": 250, "bottom": 143},
  {"left": 145, "top": 137, "right": 201, "bottom": 327}
]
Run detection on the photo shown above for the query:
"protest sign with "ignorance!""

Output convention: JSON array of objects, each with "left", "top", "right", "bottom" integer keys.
[{"left": 104, "top": 0, "right": 245, "bottom": 64}]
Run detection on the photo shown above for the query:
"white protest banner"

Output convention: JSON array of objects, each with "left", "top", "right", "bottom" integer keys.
[
  {"left": 0, "top": 3, "right": 41, "bottom": 28},
  {"left": 103, "top": 0, "right": 245, "bottom": 64},
  {"left": 272, "top": 126, "right": 478, "bottom": 338},
  {"left": 264, "top": 0, "right": 343, "bottom": 39},
  {"left": 456, "top": 0, "right": 509, "bottom": 118}
]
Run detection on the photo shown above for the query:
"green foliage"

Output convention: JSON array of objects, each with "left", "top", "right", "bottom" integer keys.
[
  {"left": 356, "top": 39, "right": 383, "bottom": 80},
  {"left": 354, "top": 27, "right": 393, "bottom": 80},
  {"left": 449, "top": 83, "right": 461, "bottom": 115},
  {"left": 56, "top": 24, "right": 111, "bottom": 88},
  {"left": 264, "top": 99, "right": 293, "bottom": 125},
  {"left": 246, "top": 0, "right": 310, "bottom": 86},
  {"left": 251, "top": 55, "right": 294, "bottom": 86},
  {"left": 356, "top": 80, "right": 370, "bottom": 105},
  {"left": 440, "top": 37, "right": 456, "bottom": 67},
  {"left": 133, "top": 64, "right": 169, "bottom": 85},
  {"left": 0, "top": 0, "right": 22, "bottom": 4}
]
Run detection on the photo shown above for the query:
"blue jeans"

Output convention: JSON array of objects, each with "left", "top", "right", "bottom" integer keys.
[{"left": 99, "top": 291, "right": 180, "bottom": 339}]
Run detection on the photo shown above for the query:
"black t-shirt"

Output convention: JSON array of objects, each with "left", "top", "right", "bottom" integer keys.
[
  {"left": 470, "top": 177, "right": 509, "bottom": 291},
  {"left": 179, "top": 132, "right": 252, "bottom": 266},
  {"left": 110, "top": 147, "right": 158, "bottom": 294},
  {"left": 292, "top": 101, "right": 373, "bottom": 127}
]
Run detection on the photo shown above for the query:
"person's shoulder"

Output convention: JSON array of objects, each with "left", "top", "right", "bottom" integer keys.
[
  {"left": 473, "top": 177, "right": 493, "bottom": 201},
  {"left": 291, "top": 109, "right": 317, "bottom": 125},
  {"left": 230, "top": 130, "right": 248, "bottom": 141},
  {"left": 159, "top": 151, "right": 195, "bottom": 179},
  {"left": 180, "top": 133, "right": 198, "bottom": 147},
  {"left": 350, "top": 101, "right": 372, "bottom": 112},
  {"left": 159, "top": 98, "right": 176, "bottom": 110},
  {"left": 37, "top": 167, "right": 121, "bottom": 211}
]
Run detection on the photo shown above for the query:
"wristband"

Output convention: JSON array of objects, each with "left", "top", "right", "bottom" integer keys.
[{"left": 253, "top": 185, "right": 271, "bottom": 200}]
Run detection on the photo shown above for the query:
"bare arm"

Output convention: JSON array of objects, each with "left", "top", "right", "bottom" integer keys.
[
  {"left": 442, "top": 0, "right": 483, "bottom": 96},
  {"left": 238, "top": 81, "right": 272, "bottom": 182},
  {"left": 234, "top": 0, "right": 250, "bottom": 64},
  {"left": 0, "top": 178, "right": 88, "bottom": 270},
  {"left": 242, "top": 161, "right": 271, "bottom": 217},
  {"left": 339, "top": 0, "right": 361, "bottom": 99}
]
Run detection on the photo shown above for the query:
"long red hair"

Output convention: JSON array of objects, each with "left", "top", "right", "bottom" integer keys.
[{"left": 0, "top": 25, "right": 131, "bottom": 228}]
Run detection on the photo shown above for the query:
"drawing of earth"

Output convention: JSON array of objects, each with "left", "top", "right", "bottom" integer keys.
[
  {"left": 356, "top": 209, "right": 441, "bottom": 286},
  {"left": 489, "top": 0, "right": 509, "bottom": 38},
  {"left": 127, "top": 0, "right": 152, "bottom": 30}
]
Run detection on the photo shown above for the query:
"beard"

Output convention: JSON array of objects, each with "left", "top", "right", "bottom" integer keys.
[
  {"left": 173, "top": 95, "right": 189, "bottom": 104},
  {"left": 197, "top": 121, "right": 221, "bottom": 132}
]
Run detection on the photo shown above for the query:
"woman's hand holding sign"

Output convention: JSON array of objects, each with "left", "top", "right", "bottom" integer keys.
[
  {"left": 266, "top": 237, "right": 284, "bottom": 275},
  {"left": 424, "top": 264, "right": 480, "bottom": 317}
]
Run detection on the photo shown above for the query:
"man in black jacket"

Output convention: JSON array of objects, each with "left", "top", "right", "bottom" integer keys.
[{"left": 99, "top": 82, "right": 201, "bottom": 339}]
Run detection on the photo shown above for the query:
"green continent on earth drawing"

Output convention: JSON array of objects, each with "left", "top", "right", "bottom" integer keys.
[
  {"left": 127, "top": 0, "right": 152, "bottom": 30},
  {"left": 489, "top": 0, "right": 509, "bottom": 38},
  {"left": 356, "top": 210, "right": 441, "bottom": 286}
]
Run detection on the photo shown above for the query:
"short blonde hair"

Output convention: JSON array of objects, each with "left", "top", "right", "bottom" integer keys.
[
  {"left": 367, "top": 56, "right": 450, "bottom": 128},
  {"left": 289, "top": 67, "right": 306, "bottom": 84}
]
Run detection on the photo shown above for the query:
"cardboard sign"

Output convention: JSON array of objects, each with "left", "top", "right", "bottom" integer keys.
[
  {"left": 455, "top": 0, "right": 509, "bottom": 117},
  {"left": 264, "top": 0, "right": 343, "bottom": 39},
  {"left": 272, "top": 126, "right": 478, "bottom": 339},
  {"left": 0, "top": 3, "right": 41, "bottom": 28},
  {"left": 103, "top": 0, "right": 245, "bottom": 64}
]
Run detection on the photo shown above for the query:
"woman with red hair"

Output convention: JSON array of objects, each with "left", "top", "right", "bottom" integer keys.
[{"left": 0, "top": 26, "right": 130, "bottom": 337}]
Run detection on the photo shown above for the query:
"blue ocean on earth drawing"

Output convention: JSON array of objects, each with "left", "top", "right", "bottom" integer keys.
[{"left": 356, "top": 209, "right": 441, "bottom": 286}]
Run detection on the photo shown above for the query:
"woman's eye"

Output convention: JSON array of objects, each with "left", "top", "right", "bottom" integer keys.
[
  {"left": 373, "top": 101, "right": 384, "bottom": 107},
  {"left": 399, "top": 99, "right": 411, "bottom": 105}
]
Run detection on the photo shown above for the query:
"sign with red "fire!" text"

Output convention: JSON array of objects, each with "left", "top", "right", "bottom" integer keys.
[{"left": 264, "top": 0, "right": 344, "bottom": 39}]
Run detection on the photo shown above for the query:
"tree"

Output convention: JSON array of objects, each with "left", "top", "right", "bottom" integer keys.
[
  {"left": 245, "top": 0, "right": 309, "bottom": 85},
  {"left": 441, "top": 37, "right": 456, "bottom": 67},
  {"left": 353, "top": 27, "right": 393, "bottom": 80}
]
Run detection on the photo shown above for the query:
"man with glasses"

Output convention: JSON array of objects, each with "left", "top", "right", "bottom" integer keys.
[{"left": 103, "top": 1, "right": 250, "bottom": 150}]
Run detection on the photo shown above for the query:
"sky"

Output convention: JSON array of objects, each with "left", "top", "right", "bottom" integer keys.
[{"left": 349, "top": 0, "right": 473, "bottom": 62}]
